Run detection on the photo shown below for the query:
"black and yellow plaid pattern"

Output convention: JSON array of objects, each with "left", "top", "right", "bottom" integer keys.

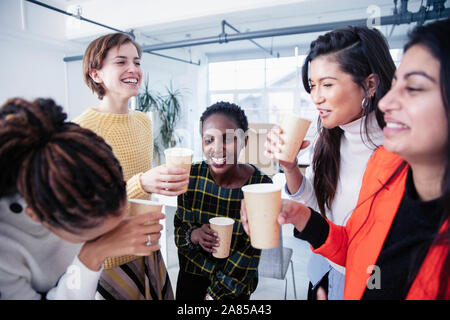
[{"left": 175, "top": 161, "right": 272, "bottom": 300}]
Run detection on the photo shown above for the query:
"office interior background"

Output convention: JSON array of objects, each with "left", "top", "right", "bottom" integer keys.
[{"left": 1, "top": 0, "right": 448, "bottom": 299}]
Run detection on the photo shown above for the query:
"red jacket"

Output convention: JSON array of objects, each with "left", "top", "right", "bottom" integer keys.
[{"left": 313, "top": 146, "right": 449, "bottom": 299}]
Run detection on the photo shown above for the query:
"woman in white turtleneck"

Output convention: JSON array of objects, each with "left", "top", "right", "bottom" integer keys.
[
  {"left": 264, "top": 26, "right": 396, "bottom": 299},
  {"left": 297, "top": 113, "right": 384, "bottom": 227}
]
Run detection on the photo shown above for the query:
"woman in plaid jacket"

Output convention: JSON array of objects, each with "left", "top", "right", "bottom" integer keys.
[{"left": 175, "top": 101, "right": 272, "bottom": 300}]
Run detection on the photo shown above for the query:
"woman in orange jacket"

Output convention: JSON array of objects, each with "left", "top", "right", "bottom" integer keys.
[{"left": 241, "top": 18, "right": 450, "bottom": 299}]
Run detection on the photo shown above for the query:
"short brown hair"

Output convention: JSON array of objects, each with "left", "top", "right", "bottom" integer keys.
[{"left": 82, "top": 33, "right": 142, "bottom": 99}]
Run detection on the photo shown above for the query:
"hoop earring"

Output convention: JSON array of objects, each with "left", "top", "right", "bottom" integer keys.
[{"left": 361, "top": 97, "right": 369, "bottom": 110}]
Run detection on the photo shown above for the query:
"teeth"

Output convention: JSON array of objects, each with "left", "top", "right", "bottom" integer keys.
[
  {"left": 122, "top": 79, "right": 137, "bottom": 83},
  {"left": 211, "top": 157, "right": 225, "bottom": 164},
  {"left": 386, "top": 122, "right": 409, "bottom": 129}
]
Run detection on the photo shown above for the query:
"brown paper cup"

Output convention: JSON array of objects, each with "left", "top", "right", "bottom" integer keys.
[
  {"left": 241, "top": 183, "right": 282, "bottom": 249},
  {"left": 276, "top": 114, "right": 311, "bottom": 163},
  {"left": 128, "top": 199, "right": 163, "bottom": 249},
  {"left": 164, "top": 147, "right": 193, "bottom": 192},
  {"left": 209, "top": 217, "right": 235, "bottom": 258}
]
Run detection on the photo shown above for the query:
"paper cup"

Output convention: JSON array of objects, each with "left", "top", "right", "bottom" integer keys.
[
  {"left": 128, "top": 199, "right": 163, "bottom": 248},
  {"left": 241, "top": 183, "right": 282, "bottom": 249},
  {"left": 164, "top": 147, "right": 193, "bottom": 172},
  {"left": 164, "top": 147, "right": 193, "bottom": 192},
  {"left": 129, "top": 199, "right": 163, "bottom": 217},
  {"left": 209, "top": 217, "right": 235, "bottom": 258},
  {"left": 276, "top": 114, "right": 311, "bottom": 163}
]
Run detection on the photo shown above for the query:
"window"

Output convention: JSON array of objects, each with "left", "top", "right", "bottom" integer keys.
[
  {"left": 208, "top": 55, "right": 316, "bottom": 167},
  {"left": 208, "top": 49, "right": 403, "bottom": 120},
  {"left": 207, "top": 49, "right": 402, "bottom": 165},
  {"left": 208, "top": 55, "right": 315, "bottom": 124}
]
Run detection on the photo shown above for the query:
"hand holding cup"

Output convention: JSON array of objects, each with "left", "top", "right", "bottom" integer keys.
[
  {"left": 277, "top": 199, "right": 311, "bottom": 231},
  {"left": 240, "top": 199, "right": 250, "bottom": 236},
  {"left": 190, "top": 224, "right": 219, "bottom": 253},
  {"left": 265, "top": 125, "right": 310, "bottom": 171},
  {"left": 241, "top": 199, "right": 312, "bottom": 240},
  {"left": 79, "top": 212, "right": 164, "bottom": 271},
  {"left": 241, "top": 183, "right": 282, "bottom": 249},
  {"left": 140, "top": 165, "right": 189, "bottom": 196},
  {"left": 209, "top": 217, "right": 234, "bottom": 258}
]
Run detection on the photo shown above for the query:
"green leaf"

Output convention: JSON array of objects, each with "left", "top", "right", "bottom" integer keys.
[{"left": 137, "top": 77, "right": 188, "bottom": 157}]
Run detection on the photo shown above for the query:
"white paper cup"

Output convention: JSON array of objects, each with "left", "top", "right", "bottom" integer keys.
[
  {"left": 164, "top": 147, "right": 193, "bottom": 192},
  {"left": 128, "top": 199, "right": 163, "bottom": 249},
  {"left": 209, "top": 217, "right": 235, "bottom": 258},
  {"left": 241, "top": 183, "right": 282, "bottom": 249},
  {"left": 276, "top": 114, "right": 311, "bottom": 163}
]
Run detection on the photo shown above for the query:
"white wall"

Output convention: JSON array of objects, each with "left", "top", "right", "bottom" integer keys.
[
  {"left": 0, "top": 34, "right": 66, "bottom": 107},
  {"left": 0, "top": 0, "right": 415, "bottom": 163},
  {"left": 137, "top": 49, "right": 208, "bottom": 162},
  {"left": 0, "top": 0, "right": 206, "bottom": 160},
  {"left": 0, "top": 0, "right": 87, "bottom": 119},
  {"left": 65, "top": 59, "right": 99, "bottom": 119}
]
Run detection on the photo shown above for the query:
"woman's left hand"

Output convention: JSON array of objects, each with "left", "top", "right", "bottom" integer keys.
[{"left": 78, "top": 212, "right": 165, "bottom": 271}]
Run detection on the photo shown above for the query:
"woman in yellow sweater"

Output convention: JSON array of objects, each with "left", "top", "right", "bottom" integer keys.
[{"left": 74, "top": 33, "right": 189, "bottom": 300}]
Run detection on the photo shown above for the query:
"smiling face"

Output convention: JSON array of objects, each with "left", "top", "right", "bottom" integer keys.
[
  {"left": 309, "top": 55, "right": 366, "bottom": 128},
  {"left": 201, "top": 113, "right": 246, "bottom": 176},
  {"left": 378, "top": 44, "right": 447, "bottom": 164},
  {"left": 89, "top": 42, "right": 142, "bottom": 101}
]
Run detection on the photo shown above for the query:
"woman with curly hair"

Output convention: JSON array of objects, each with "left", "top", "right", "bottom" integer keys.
[{"left": 0, "top": 98, "right": 163, "bottom": 299}]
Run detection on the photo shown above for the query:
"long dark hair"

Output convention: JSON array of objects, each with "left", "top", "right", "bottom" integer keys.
[
  {"left": 403, "top": 18, "right": 450, "bottom": 299},
  {"left": 0, "top": 98, "right": 127, "bottom": 233},
  {"left": 301, "top": 26, "right": 396, "bottom": 216}
]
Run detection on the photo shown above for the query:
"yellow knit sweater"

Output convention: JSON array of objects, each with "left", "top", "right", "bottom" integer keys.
[{"left": 73, "top": 108, "right": 152, "bottom": 201}]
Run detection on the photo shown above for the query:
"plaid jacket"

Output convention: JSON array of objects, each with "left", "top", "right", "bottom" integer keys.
[{"left": 174, "top": 161, "right": 272, "bottom": 299}]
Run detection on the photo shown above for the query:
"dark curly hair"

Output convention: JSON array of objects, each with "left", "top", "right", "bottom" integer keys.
[
  {"left": 199, "top": 101, "right": 249, "bottom": 134},
  {"left": 0, "top": 98, "right": 127, "bottom": 233}
]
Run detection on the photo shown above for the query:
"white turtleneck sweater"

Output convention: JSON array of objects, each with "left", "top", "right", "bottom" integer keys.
[
  {"left": 0, "top": 194, "right": 102, "bottom": 299},
  {"left": 287, "top": 113, "right": 384, "bottom": 273}
]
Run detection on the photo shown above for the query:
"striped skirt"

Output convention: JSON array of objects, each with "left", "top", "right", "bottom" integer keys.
[{"left": 95, "top": 250, "right": 173, "bottom": 300}]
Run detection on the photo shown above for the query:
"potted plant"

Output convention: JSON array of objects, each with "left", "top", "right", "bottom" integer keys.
[
  {"left": 137, "top": 74, "right": 158, "bottom": 113},
  {"left": 136, "top": 75, "right": 184, "bottom": 164}
]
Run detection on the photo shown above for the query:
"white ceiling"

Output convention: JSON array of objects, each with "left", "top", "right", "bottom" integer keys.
[{"left": 41, "top": 0, "right": 441, "bottom": 59}]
